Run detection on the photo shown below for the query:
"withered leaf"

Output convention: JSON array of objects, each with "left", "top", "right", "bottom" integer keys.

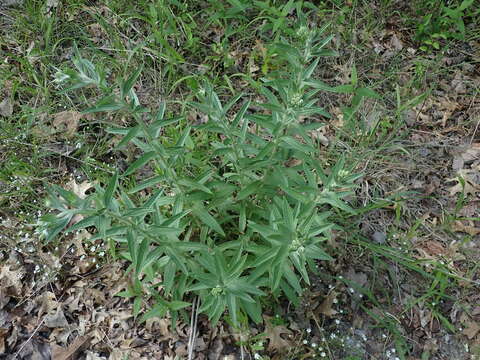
[
  {"left": 52, "top": 110, "right": 82, "bottom": 138},
  {"left": 316, "top": 291, "right": 338, "bottom": 317},
  {"left": 0, "top": 264, "right": 24, "bottom": 296},
  {"left": 452, "top": 221, "right": 480, "bottom": 236},
  {"left": 0, "top": 98, "right": 13, "bottom": 117},
  {"left": 264, "top": 316, "right": 292, "bottom": 352},
  {"left": 66, "top": 179, "right": 94, "bottom": 199},
  {"left": 463, "top": 320, "right": 480, "bottom": 340},
  {"left": 45, "top": 308, "right": 69, "bottom": 328},
  {"left": 448, "top": 171, "right": 480, "bottom": 196},
  {"left": 51, "top": 336, "right": 89, "bottom": 360}
]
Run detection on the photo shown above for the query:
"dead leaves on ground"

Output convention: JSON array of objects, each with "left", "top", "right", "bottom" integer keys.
[
  {"left": 316, "top": 291, "right": 339, "bottom": 318},
  {"left": 51, "top": 336, "right": 90, "bottom": 360},
  {"left": 414, "top": 239, "right": 466, "bottom": 266},
  {"left": 448, "top": 169, "right": 480, "bottom": 196},
  {"left": 0, "top": 241, "right": 266, "bottom": 358},
  {"left": 52, "top": 111, "right": 82, "bottom": 138},
  {"left": 263, "top": 316, "right": 293, "bottom": 352},
  {"left": 0, "top": 97, "right": 14, "bottom": 117}
]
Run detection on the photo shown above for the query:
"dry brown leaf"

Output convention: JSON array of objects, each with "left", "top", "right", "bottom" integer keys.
[
  {"left": 285, "top": 158, "right": 303, "bottom": 167},
  {"left": 452, "top": 220, "right": 480, "bottom": 236},
  {"left": 445, "top": 241, "right": 466, "bottom": 261},
  {"left": 85, "top": 351, "right": 106, "bottom": 360},
  {"left": 51, "top": 336, "right": 89, "bottom": 360},
  {"left": 461, "top": 143, "right": 480, "bottom": 163},
  {"left": 0, "top": 98, "right": 13, "bottom": 117},
  {"left": 453, "top": 143, "right": 480, "bottom": 170},
  {"left": 86, "top": 23, "right": 106, "bottom": 43},
  {"left": 66, "top": 179, "right": 94, "bottom": 199},
  {"left": 463, "top": 320, "right": 480, "bottom": 340},
  {"left": 449, "top": 181, "right": 480, "bottom": 196},
  {"left": 390, "top": 33, "right": 403, "bottom": 51},
  {"left": 316, "top": 291, "right": 338, "bottom": 317},
  {"left": 0, "top": 264, "right": 24, "bottom": 296},
  {"left": 45, "top": 308, "right": 69, "bottom": 328},
  {"left": 421, "top": 240, "right": 446, "bottom": 256},
  {"left": 264, "top": 316, "right": 293, "bottom": 352},
  {"left": 36, "top": 291, "right": 58, "bottom": 318},
  {"left": 0, "top": 328, "right": 7, "bottom": 354},
  {"left": 52, "top": 111, "right": 82, "bottom": 138},
  {"left": 448, "top": 171, "right": 480, "bottom": 196}
]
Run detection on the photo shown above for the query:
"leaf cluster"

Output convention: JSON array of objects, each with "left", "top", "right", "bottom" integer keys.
[{"left": 40, "top": 24, "right": 361, "bottom": 326}]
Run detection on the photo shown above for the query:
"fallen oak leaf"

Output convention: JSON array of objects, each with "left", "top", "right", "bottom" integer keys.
[
  {"left": 420, "top": 240, "right": 446, "bottom": 257},
  {"left": 0, "top": 98, "right": 13, "bottom": 117},
  {"left": 463, "top": 320, "right": 480, "bottom": 340},
  {"left": 263, "top": 316, "right": 293, "bottom": 352},
  {"left": 452, "top": 143, "right": 480, "bottom": 170},
  {"left": 52, "top": 111, "right": 82, "bottom": 138},
  {"left": 448, "top": 171, "right": 480, "bottom": 196},
  {"left": 452, "top": 221, "right": 480, "bottom": 236},
  {"left": 45, "top": 308, "right": 69, "bottom": 328},
  {"left": 316, "top": 291, "right": 338, "bottom": 317},
  {"left": 66, "top": 179, "right": 94, "bottom": 199},
  {"left": 0, "top": 264, "right": 25, "bottom": 296},
  {"left": 460, "top": 143, "right": 480, "bottom": 163},
  {"left": 51, "top": 336, "right": 89, "bottom": 360}
]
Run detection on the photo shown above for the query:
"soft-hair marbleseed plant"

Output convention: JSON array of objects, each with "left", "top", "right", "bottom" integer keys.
[{"left": 38, "top": 23, "right": 362, "bottom": 327}]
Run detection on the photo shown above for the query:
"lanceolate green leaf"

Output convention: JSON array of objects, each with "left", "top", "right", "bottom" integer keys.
[
  {"left": 104, "top": 171, "right": 118, "bottom": 209},
  {"left": 124, "top": 151, "right": 157, "bottom": 176},
  {"left": 192, "top": 206, "right": 225, "bottom": 236},
  {"left": 115, "top": 125, "right": 141, "bottom": 150},
  {"left": 122, "top": 65, "right": 143, "bottom": 97}
]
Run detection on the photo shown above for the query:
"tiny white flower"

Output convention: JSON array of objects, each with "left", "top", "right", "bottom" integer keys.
[
  {"left": 303, "top": 339, "right": 308, "bottom": 344},
  {"left": 333, "top": 298, "right": 338, "bottom": 304},
  {"left": 306, "top": 328, "right": 312, "bottom": 333},
  {"left": 254, "top": 354, "right": 261, "bottom": 360},
  {"left": 349, "top": 287, "right": 354, "bottom": 293},
  {"left": 311, "top": 343, "right": 317, "bottom": 348},
  {"left": 320, "top": 352, "right": 326, "bottom": 357},
  {"left": 335, "top": 319, "right": 340, "bottom": 325}
]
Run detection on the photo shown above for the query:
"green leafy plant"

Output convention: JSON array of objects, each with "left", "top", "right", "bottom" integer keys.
[
  {"left": 414, "top": 0, "right": 476, "bottom": 51},
  {"left": 39, "top": 24, "right": 360, "bottom": 327}
]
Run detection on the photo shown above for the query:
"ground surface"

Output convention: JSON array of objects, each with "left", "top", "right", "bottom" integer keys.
[{"left": 0, "top": 0, "right": 479, "bottom": 359}]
